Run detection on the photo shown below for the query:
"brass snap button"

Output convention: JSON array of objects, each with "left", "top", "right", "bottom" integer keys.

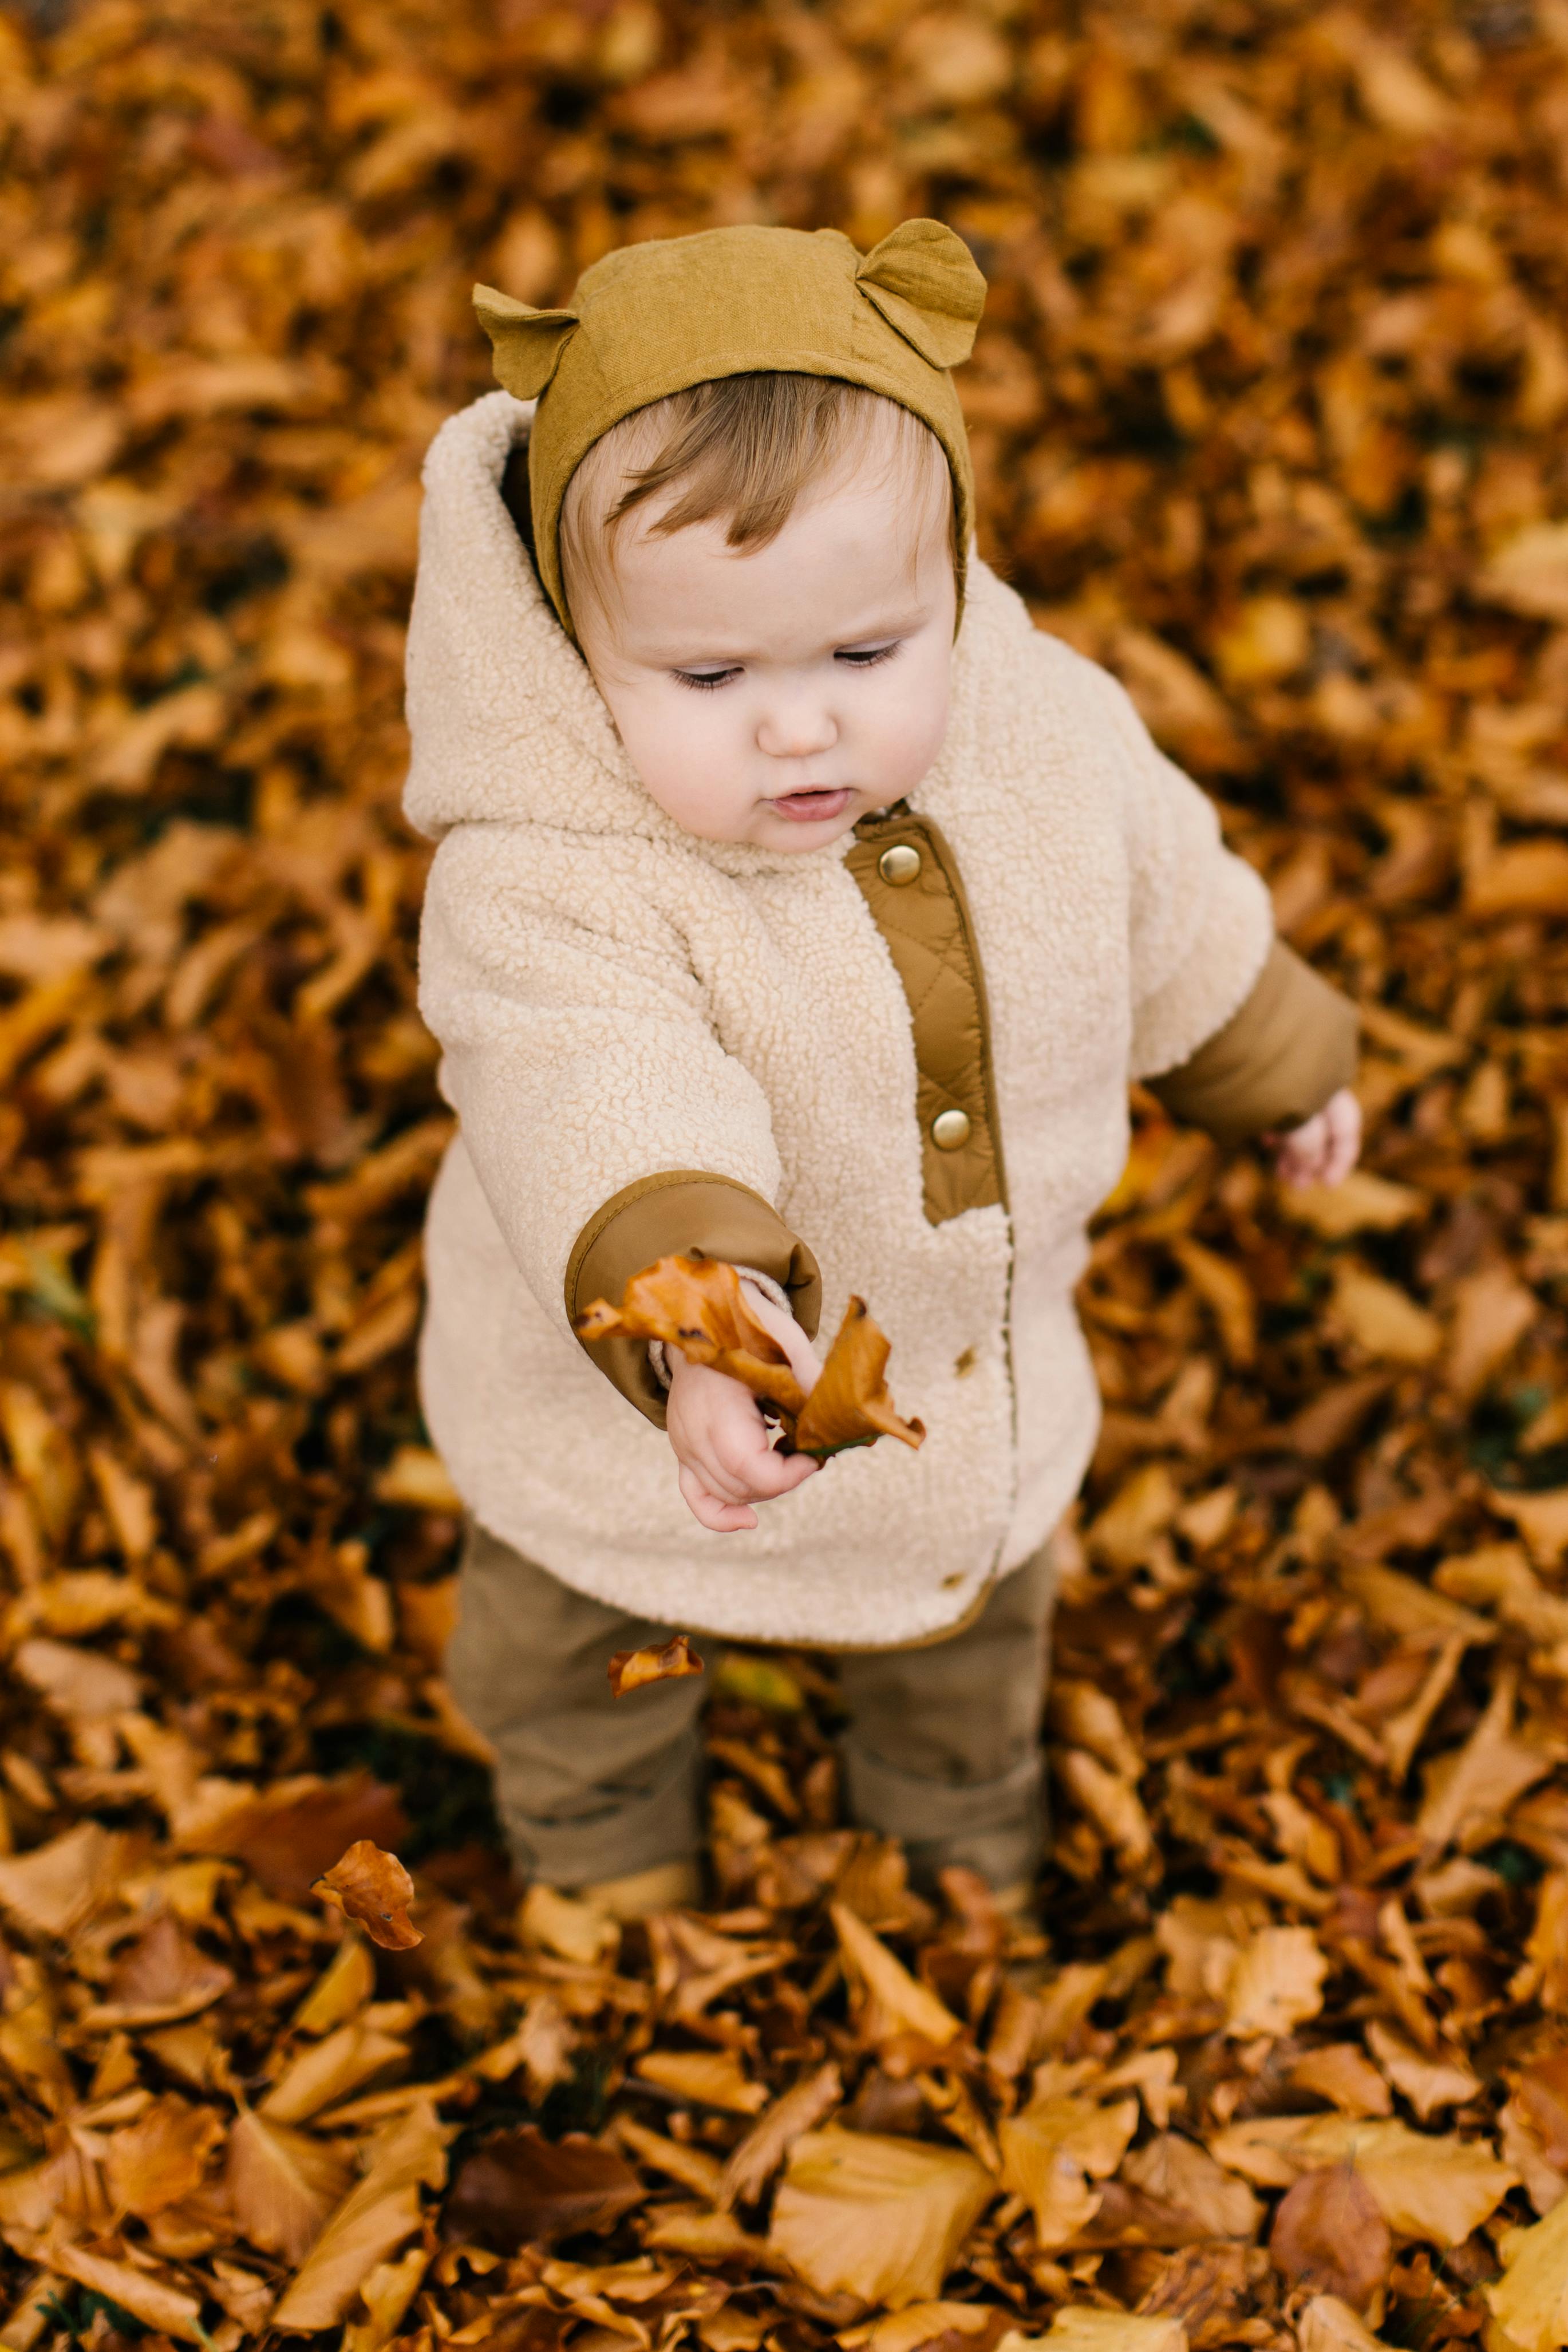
[
  {"left": 931, "top": 1108, "right": 970, "bottom": 1150},
  {"left": 878, "top": 843, "right": 922, "bottom": 886}
]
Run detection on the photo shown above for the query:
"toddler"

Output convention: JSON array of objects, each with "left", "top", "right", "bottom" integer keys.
[{"left": 404, "top": 221, "right": 1360, "bottom": 1920}]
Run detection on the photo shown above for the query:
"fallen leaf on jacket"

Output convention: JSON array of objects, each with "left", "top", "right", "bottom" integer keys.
[
  {"left": 443, "top": 2124, "right": 644, "bottom": 2251},
  {"left": 104, "top": 2092, "right": 226, "bottom": 2217},
  {"left": 226, "top": 2108, "right": 357, "bottom": 2264},
  {"left": 576, "top": 1256, "right": 923, "bottom": 1456},
  {"left": 1120, "top": 2132, "right": 1261, "bottom": 2238},
  {"left": 1484, "top": 2186, "right": 1568, "bottom": 2352},
  {"left": 1210, "top": 2113, "right": 1517, "bottom": 2242},
  {"left": 1268, "top": 2162, "right": 1391, "bottom": 2308},
  {"left": 720, "top": 2059, "right": 843, "bottom": 2208},
  {"left": 271, "top": 2099, "right": 448, "bottom": 2331},
  {"left": 768, "top": 2127, "right": 993, "bottom": 2309},
  {"left": 313, "top": 1838, "right": 422, "bottom": 1950},
  {"left": 1297, "top": 2294, "right": 1387, "bottom": 2352},
  {"left": 1225, "top": 1923, "right": 1327, "bottom": 2038},
  {"left": 609, "top": 1632, "right": 704, "bottom": 1697}
]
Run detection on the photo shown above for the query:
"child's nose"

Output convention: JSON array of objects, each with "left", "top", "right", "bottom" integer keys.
[{"left": 756, "top": 701, "right": 838, "bottom": 758}]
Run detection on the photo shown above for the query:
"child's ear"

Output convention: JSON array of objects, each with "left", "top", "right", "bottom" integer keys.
[
  {"left": 473, "top": 285, "right": 580, "bottom": 398},
  {"left": 854, "top": 220, "right": 987, "bottom": 370}
]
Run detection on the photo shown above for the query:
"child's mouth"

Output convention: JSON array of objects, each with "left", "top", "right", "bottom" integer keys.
[{"left": 769, "top": 787, "right": 852, "bottom": 823}]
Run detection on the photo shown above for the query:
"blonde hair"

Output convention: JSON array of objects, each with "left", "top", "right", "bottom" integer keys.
[{"left": 558, "top": 372, "right": 955, "bottom": 640}]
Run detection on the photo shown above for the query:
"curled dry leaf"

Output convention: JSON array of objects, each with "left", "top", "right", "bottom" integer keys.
[
  {"left": 94, "top": 1910, "right": 235, "bottom": 2025},
  {"left": 314, "top": 1838, "right": 422, "bottom": 1951},
  {"left": 720, "top": 2060, "right": 843, "bottom": 2209},
  {"left": 577, "top": 1256, "right": 923, "bottom": 1457},
  {"left": 609, "top": 1632, "right": 704, "bottom": 1698},
  {"left": 1269, "top": 2162, "right": 1392, "bottom": 2310},
  {"left": 768, "top": 2128, "right": 993, "bottom": 2310}
]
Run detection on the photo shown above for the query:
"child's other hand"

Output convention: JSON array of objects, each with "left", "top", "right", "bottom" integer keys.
[
  {"left": 1269, "top": 1086, "right": 1362, "bottom": 1189},
  {"left": 664, "top": 1278, "right": 821, "bottom": 1534}
]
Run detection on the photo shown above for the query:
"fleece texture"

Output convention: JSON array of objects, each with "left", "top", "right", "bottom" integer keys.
[{"left": 404, "top": 390, "right": 1273, "bottom": 1648}]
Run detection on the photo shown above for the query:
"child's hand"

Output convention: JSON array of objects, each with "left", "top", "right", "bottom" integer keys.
[
  {"left": 664, "top": 1278, "right": 821, "bottom": 1533},
  {"left": 1269, "top": 1086, "right": 1362, "bottom": 1189}
]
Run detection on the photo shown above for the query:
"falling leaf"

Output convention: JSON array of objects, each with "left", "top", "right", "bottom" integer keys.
[
  {"left": 1269, "top": 2162, "right": 1391, "bottom": 2308},
  {"left": 314, "top": 1840, "right": 422, "bottom": 1951},
  {"left": 768, "top": 2128, "right": 993, "bottom": 2309},
  {"left": 609, "top": 1632, "right": 704, "bottom": 1698},
  {"left": 443, "top": 2125, "right": 644, "bottom": 2252}
]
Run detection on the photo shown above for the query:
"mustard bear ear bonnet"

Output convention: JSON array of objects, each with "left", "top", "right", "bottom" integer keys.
[{"left": 471, "top": 219, "right": 988, "bottom": 640}]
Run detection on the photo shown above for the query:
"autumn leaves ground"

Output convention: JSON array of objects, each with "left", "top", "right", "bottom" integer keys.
[{"left": 5, "top": 0, "right": 1568, "bottom": 2349}]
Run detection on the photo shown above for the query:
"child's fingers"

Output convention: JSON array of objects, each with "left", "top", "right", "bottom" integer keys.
[
  {"left": 677, "top": 1462, "right": 757, "bottom": 1533},
  {"left": 740, "top": 1445, "right": 820, "bottom": 1499}
]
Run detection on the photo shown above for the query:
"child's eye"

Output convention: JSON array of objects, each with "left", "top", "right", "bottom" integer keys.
[
  {"left": 672, "top": 668, "right": 739, "bottom": 693},
  {"left": 836, "top": 642, "right": 901, "bottom": 669}
]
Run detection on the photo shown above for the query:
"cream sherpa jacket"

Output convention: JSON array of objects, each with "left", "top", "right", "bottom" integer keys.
[{"left": 405, "top": 390, "right": 1277, "bottom": 1648}]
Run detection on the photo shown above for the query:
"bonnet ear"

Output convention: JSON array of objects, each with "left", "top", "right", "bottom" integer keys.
[
  {"left": 472, "top": 284, "right": 581, "bottom": 399},
  {"left": 854, "top": 220, "right": 987, "bottom": 370}
]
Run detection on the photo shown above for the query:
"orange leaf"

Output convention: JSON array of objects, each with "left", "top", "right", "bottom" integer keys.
[
  {"left": 608, "top": 1632, "right": 704, "bottom": 1698},
  {"left": 576, "top": 1256, "right": 923, "bottom": 1459},
  {"left": 314, "top": 1839, "right": 422, "bottom": 1951}
]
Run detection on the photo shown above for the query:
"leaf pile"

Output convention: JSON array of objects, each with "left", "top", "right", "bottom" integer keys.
[{"left": 6, "top": 0, "right": 1568, "bottom": 2349}]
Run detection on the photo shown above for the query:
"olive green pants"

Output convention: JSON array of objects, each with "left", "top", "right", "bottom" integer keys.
[{"left": 447, "top": 1521, "right": 1057, "bottom": 1893}]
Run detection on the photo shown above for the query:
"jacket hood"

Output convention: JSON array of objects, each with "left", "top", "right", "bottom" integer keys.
[
  {"left": 402, "top": 390, "right": 986, "bottom": 870},
  {"left": 404, "top": 390, "right": 659, "bottom": 846}
]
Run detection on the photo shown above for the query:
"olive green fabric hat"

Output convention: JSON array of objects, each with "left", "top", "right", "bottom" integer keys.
[{"left": 472, "top": 219, "right": 987, "bottom": 641}]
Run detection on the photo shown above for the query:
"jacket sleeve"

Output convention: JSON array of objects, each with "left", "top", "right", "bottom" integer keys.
[
  {"left": 1146, "top": 938, "right": 1359, "bottom": 1146},
  {"left": 1059, "top": 655, "right": 1350, "bottom": 1135},
  {"left": 418, "top": 823, "right": 819, "bottom": 1426}
]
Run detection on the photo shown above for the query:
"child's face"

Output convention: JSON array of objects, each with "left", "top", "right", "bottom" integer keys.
[{"left": 576, "top": 458, "right": 957, "bottom": 852}]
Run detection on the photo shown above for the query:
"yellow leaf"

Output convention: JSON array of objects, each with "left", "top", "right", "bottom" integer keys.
[
  {"left": 1210, "top": 2114, "right": 1516, "bottom": 2243},
  {"left": 271, "top": 2100, "right": 448, "bottom": 2333},
  {"left": 1330, "top": 1261, "right": 1442, "bottom": 1365},
  {"left": 636, "top": 2049, "right": 768, "bottom": 2114},
  {"left": 1484, "top": 2188, "right": 1568, "bottom": 2352},
  {"left": 1225, "top": 1925, "right": 1327, "bottom": 2039},
  {"left": 226, "top": 2109, "right": 356, "bottom": 2265},
  {"left": 768, "top": 2128, "right": 992, "bottom": 2310},
  {"left": 831, "top": 1901, "right": 962, "bottom": 2046}
]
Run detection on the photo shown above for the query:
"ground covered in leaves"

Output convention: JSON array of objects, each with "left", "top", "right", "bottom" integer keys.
[{"left": 3, "top": 0, "right": 1568, "bottom": 2349}]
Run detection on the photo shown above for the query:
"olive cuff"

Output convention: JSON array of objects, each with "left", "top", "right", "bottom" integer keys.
[
  {"left": 1147, "top": 940, "right": 1358, "bottom": 1147},
  {"left": 564, "top": 1170, "right": 823, "bottom": 1426}
]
